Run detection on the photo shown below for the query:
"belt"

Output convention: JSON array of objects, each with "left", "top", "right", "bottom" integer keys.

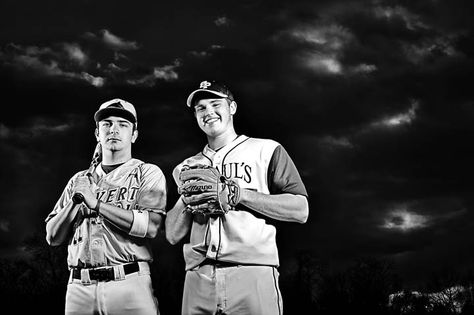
[
  {"left": 200, "top": 258, "right": 239, "bottom": 268},
  {"left": 72, "top": 262, "right": 139, "bottom": 282}
]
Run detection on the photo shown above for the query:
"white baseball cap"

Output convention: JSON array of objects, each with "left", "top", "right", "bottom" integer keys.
[{"left": 94, "top": 98, "right": 137, "bottom": 126}]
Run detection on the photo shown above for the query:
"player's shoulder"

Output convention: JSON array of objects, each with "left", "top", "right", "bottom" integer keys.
[
  {"left": 67, "top": 169, "right": 90, "bottom": 188},
  {"left": 71, "top": 169, "right": 89, "bottom": 179},
  {"left": 246, "top": 136, "right": 280, "bottom": 145},
  {"left": 130, "top": 158, "right": 165, "bottom": 175},
  {"left": 243, "top": 136, "right": 281, "bottom": 151}
]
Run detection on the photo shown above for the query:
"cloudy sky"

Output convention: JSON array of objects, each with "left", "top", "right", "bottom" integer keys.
[{"left": 1, "top": 0, "right": 473, "bottom": 288}]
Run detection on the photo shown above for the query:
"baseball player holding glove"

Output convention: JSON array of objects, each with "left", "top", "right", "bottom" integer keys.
[
  {"left": 178, "top": 163, "right": 241, "bottom": 215},
  {"left": 165, "top": 80, "right": 309, "bottom": 315},
  {"left": 45, "top": 98, "right": 167, "bottom": 315}
]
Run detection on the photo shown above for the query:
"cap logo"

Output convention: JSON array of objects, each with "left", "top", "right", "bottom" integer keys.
[
  {"left": 107, "top": 102, "right": 124, "bottom": 109},
  {"left": 200, "top": 81, "right": 212, "bottom": 89}
]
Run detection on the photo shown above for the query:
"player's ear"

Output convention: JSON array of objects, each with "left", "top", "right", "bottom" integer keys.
[
  {"left": 131, "top": 129, "right": 138, "bottom": 143},
  {"left": 230, "top": 101, "right": 237, "bottom": 115},
  {"left": 94, "top": 128, "right": 99, "bottom": 142}
]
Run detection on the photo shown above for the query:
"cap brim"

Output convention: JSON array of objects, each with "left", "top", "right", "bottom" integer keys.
[
  {"left": 94, "top": 108, "right": 137, "bottom": 124},
  {"left": 186, "top": 89, "right": 228, "bottom": 107}
]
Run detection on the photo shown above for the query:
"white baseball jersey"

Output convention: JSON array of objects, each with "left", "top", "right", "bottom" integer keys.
[
  {"left": 46, "top": 158, "right": 167, "bottom": 269},
  {"left": 173, "top": 135, "right": 308, "bottom": 270}
]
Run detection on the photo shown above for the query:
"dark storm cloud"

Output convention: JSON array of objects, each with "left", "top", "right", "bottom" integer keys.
[
  {"left": 0, "top": 29, "right": 180, "bottom": 89},
  {"left": 0, "top": 0, "right": 473, "bottom": 287},
  {"left": 83, "top": 29, "right": 140, "bottom": 51}
]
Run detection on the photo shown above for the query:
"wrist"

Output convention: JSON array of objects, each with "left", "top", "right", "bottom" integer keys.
[{"left": 93, "top": 199, "right": 101, "bottom": 214}]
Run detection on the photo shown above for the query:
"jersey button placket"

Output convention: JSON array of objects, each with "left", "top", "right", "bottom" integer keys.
[
  {"left": 209, "top": 156, "right": 222, "bottom": 258},
  {"left": 213, "top": 154, "right": 221, "bottom": 167}
]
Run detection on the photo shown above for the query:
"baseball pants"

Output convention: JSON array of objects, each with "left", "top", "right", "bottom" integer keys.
[
  {"left": 65, "top": 262, "right": 159, "bottom": 315},
  {"left": 182, "top": 264, "right": 283, "bottom": 315}
]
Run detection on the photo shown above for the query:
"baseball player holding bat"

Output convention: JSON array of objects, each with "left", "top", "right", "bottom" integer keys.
[
  {"left": 165, "top": 80, "right": 309, "bottom": 315},
  {"left": 45, "top": 98, "right": 167, "bottom": 315},
  {"left": 71, "top": 142, "right": 102, "bottom": 204}
]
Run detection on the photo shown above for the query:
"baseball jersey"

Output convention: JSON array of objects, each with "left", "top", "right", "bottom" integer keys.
[
  {"left": 46, "top": 158, "right": 167, "bottom": 269},
  {"left": 172, "top": 135, "right": 307, "bottom": 270}
]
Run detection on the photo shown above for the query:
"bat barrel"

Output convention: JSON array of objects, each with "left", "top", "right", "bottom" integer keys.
[{"left": 72, "top": 142, "right": 100, "bottom": 205}]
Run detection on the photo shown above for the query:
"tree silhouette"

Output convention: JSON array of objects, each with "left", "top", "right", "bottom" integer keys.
[
  {"left": 1, "top": 230, "right": 68, "bottom": 314},
  {"left": 346, "top": 257, "right": 400, "bottom": 315},
  {"left": 4, "top": 228, "right": 474, "bottom": 315}
]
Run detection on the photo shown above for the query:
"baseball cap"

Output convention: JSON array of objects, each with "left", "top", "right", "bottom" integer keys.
[
  {"left": 186, "top": 80, "right": 234, "bottom": 107},
  {"left": 94, "top": 98, "right": 137, "bottom": 125}
]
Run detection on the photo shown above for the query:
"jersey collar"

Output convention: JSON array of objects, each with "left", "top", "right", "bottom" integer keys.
[{"left": 203, "top": 134, "right": 248, "bottom": 157}]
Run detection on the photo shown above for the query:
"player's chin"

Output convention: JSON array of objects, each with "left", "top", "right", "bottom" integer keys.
[
  {"left": 200, "top": 124, "right": 223, "bottom": 136},
  {"left": 104, "top": 143, "right": 121, "bottom": 151}
]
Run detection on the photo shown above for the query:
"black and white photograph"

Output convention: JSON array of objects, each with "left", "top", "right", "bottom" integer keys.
[{"left": 1, "top": 0, "right": 474, "bottom": 314}]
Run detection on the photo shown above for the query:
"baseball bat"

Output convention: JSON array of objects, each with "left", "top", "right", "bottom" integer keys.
[{"left": 72, "top": 142, "right": 102, "bottom": 204}]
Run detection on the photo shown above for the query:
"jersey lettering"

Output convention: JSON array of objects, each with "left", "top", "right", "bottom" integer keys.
[
  {"left": 95, "top": 186, "right": 140, "bottom": 208},
  {"left": 72, "top": 221, "right": 84, "bottom": 245},
  {"left": 226, "top": 184, "right": 239, "bottom": 205},
  {"left": 129, "top": 187, "right": 139, "bottom": 201},
  {"left": 96, "top": 190, "right": 106, "bottom": 200},
  {"left": 115, "top": 203, "right": 133, "bottom": 210},
  {"left": 106, "top": 188, "right": 118, "bottom": 203},
  {"left": 127, "top": 168, "right": 140, "bottom": 186},
  {"left": 219, "top": 162, "right": 252, "bottom": 183},
  {"left": 118, "top": 187, "right": 127, "bottom": 200}
]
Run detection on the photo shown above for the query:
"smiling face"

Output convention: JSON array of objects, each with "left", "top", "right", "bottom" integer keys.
[
  {"left": 95, "top": 116, "right": 138, "bottom": 153},
  {"left": 193, "top": 97, "right": 237, "bottom": 138}
]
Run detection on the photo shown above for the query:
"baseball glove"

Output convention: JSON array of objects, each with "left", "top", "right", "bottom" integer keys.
[{"left": 178, "top": 164, "right": 241, "bottom": 215}]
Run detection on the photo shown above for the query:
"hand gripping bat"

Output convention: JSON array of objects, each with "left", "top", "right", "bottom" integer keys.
[{"left": 72, "top": 142, "right": 102, "bottom": 204}]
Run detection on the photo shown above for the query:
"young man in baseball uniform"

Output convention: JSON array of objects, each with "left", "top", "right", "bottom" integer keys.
[
  {"left": 166, "top": 80, "right": 309, "bottom": 315},
  {"left": 46, "top": 98, "right": 167, "bottom": 315}
]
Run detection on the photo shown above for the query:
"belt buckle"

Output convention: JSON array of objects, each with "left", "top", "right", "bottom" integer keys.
[{"left": 90, "top": 268, "right": 113, "bottom": 281}]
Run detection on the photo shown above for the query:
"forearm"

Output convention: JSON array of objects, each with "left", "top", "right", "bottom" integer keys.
[
  {"left": 97, "top": 201, "right": 133, "bottom": 231},
  {"left": 165, "top": 197, "right": 192, "bottom": 245},
  {"left": 98, "top": 201, "right": 162, "bottom": 238},
  {"left": 239, "top": 190, "right": 309, "bottom": 223},
  {"left": 45, "top": 201, "right": 79, "bottom": 246}
]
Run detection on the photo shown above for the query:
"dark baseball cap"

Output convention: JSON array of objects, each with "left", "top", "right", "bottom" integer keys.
[
  {"left": 186, "top": 80, "right": 234, "bottom": 107},
  {"left": 94, "top": 98, "right": 137, "bottom": 125}
]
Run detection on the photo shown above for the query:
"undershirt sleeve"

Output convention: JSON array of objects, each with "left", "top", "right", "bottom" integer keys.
[{"left": 267, "top": 145, "right": 308, "bottom": 197}]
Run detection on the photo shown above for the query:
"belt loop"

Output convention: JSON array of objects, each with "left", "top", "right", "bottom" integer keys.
[
  {"left": 138, "top": 261, "right": 150, "bottom": 275},
  {"left": 114, "top": 265, "right": 126, "bottom": 280},
  {"left": 81, "top": 269, "right": 92, "bottom": 285}
]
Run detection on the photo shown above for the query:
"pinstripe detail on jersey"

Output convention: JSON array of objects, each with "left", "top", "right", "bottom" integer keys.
[
  {"left": 201, "top": 151, "right": 213, "bottom": 164},
  {"left": 216, "top": 217, "right": 223, "bottom": 260},
  {"left": 47, "top": 158, "right": 167, "bottom": 268},
  {"left": 176, "top": 135, "right": 306, "bottom": 270},
  {"left": 272, "top": 267, "right": 283, "bottom": 315},
  {"left": 220, "top": 136, "right": 250, "bottom": 170}
]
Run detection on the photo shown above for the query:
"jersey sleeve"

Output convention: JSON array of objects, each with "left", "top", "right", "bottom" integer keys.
[
  {"left": 267, "top": 145, "right": 308, "bottom": 197},
  {"left": 136, "top": 164, "right": 167, "bottom": 215}
]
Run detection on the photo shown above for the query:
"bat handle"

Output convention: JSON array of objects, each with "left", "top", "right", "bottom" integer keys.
[{"left": 72, "top": 193, "right": 85, "bottom": 204}]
